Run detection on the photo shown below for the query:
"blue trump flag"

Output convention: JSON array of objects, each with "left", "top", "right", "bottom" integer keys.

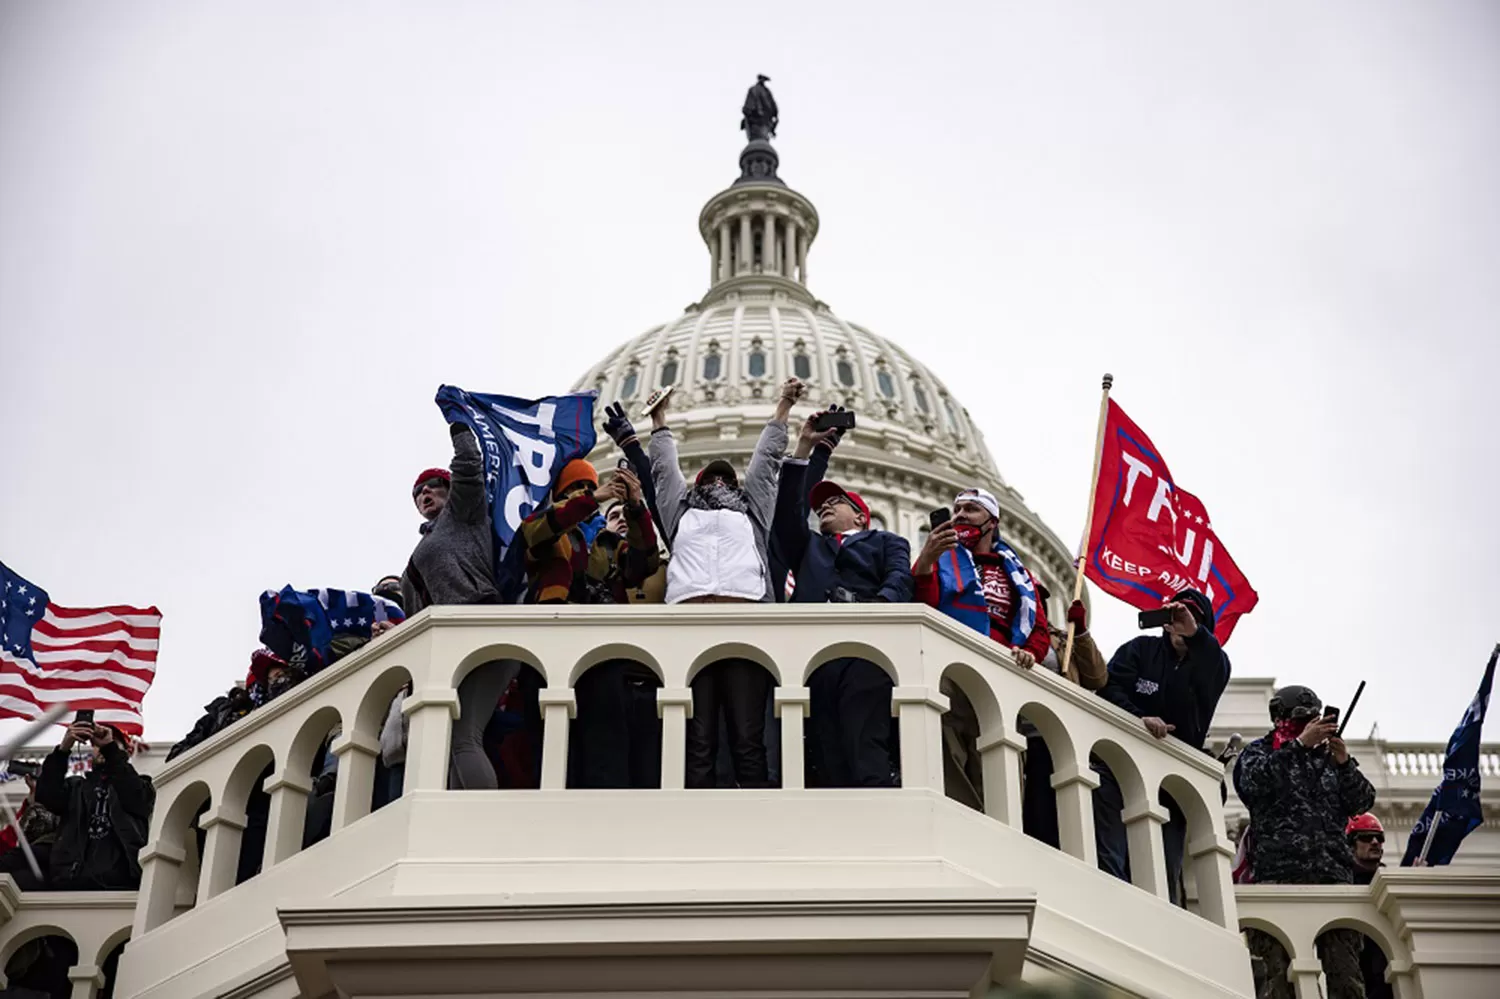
[
  {"left": 1401, "top": 645, "right": 1496, "bottom": 866},
  {"left": 259, "top": 586, "right": 406, "bottom": 671},
  {"left": 434, "top": 385, "right": 597, "bottom": 602}
]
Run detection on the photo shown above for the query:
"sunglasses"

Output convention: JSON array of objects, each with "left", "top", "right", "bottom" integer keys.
[
  {"left": 412, "top": 478, "right": 449, "bottom": 496},
  {"left": 1352, "top": 833, "right": 1384, "bottom": 844}
]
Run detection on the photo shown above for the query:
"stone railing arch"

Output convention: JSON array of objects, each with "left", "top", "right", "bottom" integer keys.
[{"left": 130, "top": 604, "right": 1239, "bottom": 937}]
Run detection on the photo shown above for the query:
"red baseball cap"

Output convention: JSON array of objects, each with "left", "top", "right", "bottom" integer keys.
[
  {"left": 412, "top": 467, "right": 452, "bottom": 494},
  {"left": 809, "top": 480, "right": 870, "bottom": 523}
]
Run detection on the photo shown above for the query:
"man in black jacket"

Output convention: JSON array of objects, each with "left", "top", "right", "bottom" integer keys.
[
  {"left": 772, "top": 412, "right": 913, "bottom": 787},
  {"left": 36, "top": 720, "right": 154, "bottom": 891},
  {"left": 1092, "top": 588, "right": 1230, "bottom": 900}
]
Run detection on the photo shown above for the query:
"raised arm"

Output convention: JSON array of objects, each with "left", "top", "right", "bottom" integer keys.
[
  {"left": 771, "top": 455, "right": 812, "bottom": 580},
  {"left": 744, "top": 378, "right": 802, "bottom": 526},
  {"left": 446, "top": 423, "right": 489, "bottom": 525},
  {"left": 646, "top": 391, "right": 688, "bottom": 542},
  {"left": 602, "top": 402, "right": 665, "bottom": 540}
]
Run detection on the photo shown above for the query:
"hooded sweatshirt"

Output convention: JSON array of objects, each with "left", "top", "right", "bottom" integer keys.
[{"left": 401, "top": 425, "right": 499, "bottom": 612}]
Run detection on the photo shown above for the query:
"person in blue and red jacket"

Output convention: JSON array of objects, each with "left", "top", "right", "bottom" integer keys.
[{"left": 912, "top": 487, "right": 1051, "bottom": 664}]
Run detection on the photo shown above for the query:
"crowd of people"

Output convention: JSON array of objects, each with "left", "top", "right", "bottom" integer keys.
[{"left": 0, "top": 377, "right": 1394, "bottom": 996}]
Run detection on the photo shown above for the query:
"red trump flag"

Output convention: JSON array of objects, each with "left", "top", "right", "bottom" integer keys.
[{"left": 1084, "top": 400, "right": 1258, "bottom": 641}]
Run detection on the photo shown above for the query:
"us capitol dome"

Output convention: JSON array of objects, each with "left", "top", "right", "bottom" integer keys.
[{"left": 572, "top": 88, "right": 1078, "bottom": 605}]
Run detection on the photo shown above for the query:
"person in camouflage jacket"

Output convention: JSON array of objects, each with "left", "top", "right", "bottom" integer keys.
[{"left": 1236, "top": 684, "right": 1376, "bottom": 998}]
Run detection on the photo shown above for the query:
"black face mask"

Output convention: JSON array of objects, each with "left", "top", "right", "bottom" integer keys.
[{"left": 267, "top": 672, "right": 298, "bottom": 700}]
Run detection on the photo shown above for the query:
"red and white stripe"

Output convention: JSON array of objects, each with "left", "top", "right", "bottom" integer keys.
[{"left": 0, "top": 604, "right": 160, "bottom": 736}]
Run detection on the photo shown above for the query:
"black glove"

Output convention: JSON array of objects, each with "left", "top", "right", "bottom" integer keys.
[{"left": 603, "top": 402, "right": 636, "bottom": 445}]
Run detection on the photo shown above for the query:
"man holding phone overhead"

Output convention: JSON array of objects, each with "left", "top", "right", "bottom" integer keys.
[{"left": 1092, "top": 588, "right": 1230, "bottom": 900}]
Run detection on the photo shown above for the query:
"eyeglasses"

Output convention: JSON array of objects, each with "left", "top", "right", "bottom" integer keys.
[
  {"left": 1352, "top": 833, "right": 1384, "bottom": 845},
  {"left": 413, "top": 478, "right": 448, "bottom": 496}
]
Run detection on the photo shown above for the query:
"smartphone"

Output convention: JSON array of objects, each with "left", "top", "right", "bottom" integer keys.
[
  {"left": 1138, "top": 607, "right": 1174, "bottom": 629},
  {"left": 812, "top": 410, "right": 857, "bottom": 432},
  {"left": 1322, "top": 706, "right": 1340, "bottom": 726},
  {"left": 74, "top": 708, "right": 95, "bottom": 726},
  {"left": 640, "top": 384, "right": 674, "bottom": 418},
  {"left": 617, "top": 458, "right": 631, "bottom": 471},
  {"left": 929, "top": 507, "right": 952, "bottom": 531}
]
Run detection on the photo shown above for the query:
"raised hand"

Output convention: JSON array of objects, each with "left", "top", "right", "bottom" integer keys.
[
  {"left": 913, "top": 523, "right": 958, "bottom": 575},
  {"left": 795, "top": 413, "right": 841, "bottom": 458},
  {"left": 612, "top": 466, "right": 643, "bottom": 502},
  {"left": 602, "top": 402, "right": 636, "bottom": 445}
]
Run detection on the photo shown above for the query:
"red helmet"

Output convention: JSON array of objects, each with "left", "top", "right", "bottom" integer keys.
[{"left": 1346, "top": 813, "right": 1384, "bottom": 837}]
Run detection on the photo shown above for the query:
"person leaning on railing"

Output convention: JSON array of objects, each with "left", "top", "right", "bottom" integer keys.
[
  {"left": 647, "top": 377, "right": 797, "bottom": 788},
  {"left": 0, "top": 762, "right": 60, "bottom": 889},
  {"left": 399, "top": 424, "right": 521, "bottom": 791},
  {"left": 33, "top": 720, "right": 155, "bottom": 891},
  {"left": 771, "top": 408, "right": 912, "bottom": 787},
  {"left": 519, "top": 459, "right": 665, "bottom": 788}
]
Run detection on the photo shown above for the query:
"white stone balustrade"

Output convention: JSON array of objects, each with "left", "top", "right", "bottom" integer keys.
[
  {"left": 0, "top": 881, "right": 135, "bottom": 999},
  {"left": 108, "top": 604, "right": 1258, "bottom": 998},
  {"left": 1235, "top": 870, "right": 1500, "bottom": 999}
]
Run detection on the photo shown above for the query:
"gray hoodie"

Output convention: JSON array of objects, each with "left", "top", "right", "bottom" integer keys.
[
  {"left": 649, "top": 418, "right": 788, "bottom": 603},
  {"left": 401, "top": 426, "right": 499, "bottom": 612}
]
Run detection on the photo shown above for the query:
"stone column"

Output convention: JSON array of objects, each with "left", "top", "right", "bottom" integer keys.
[
  {"left": 1123, "top": 800, "right": 1171, "bottom": 900},
  {"left": 196, "top": 804, "right": 248, "bottom": 901},
  {"left": 1187, "top": 831, "right": 1238, "bottom": 928},
  {"left": 1288, "top": 958, "right": 1324, "bottom": 999},
  {"left": 718, "top": 222, "right": 731, "bottom": 281},
  {"left": 657, "top": 687, "right": 693, "bottom": 790},
  {"left": 976, "top": 731, "right": 1026, "bottom": 830},
  {"left": 401, "top": 687, "right": 461, "bottom": 791},
  {"left": 892, "top": 686, "right": 949, "bottom": 793},
  {"left": 1050, "top": 762, "right": 1100, "bottom": 866},
  {"left": 762, "top": 213, "right": 777, "bottom": 275},
  {"left": 789, "top": 225, "right": 801, "bottom": 282},
  {"left": 709, "top": 234, "right": 719, "bottom": 286},
  {"left": 67, "top": 964, "right": 105, "bottom": 999},
  {"left": 133, "top": 840, "right": 186, "bottom": 934},
  {"left": 738, "top": 215, "right": 752, "bottom": 274},
  {"left": 330, "top": 730, "right": 380, "bottom": 832},
  {"left": 774, "top": 687, "right": 811, "bottom": 789},
  {"left": 538, "top": 688, "right": 576, "bottom": 790},
  {"left": 797, "top": 228, "right": 808, "bottom": 283},
  {"left": 262, "top": 769, "right": 314, "bottom": 868}
]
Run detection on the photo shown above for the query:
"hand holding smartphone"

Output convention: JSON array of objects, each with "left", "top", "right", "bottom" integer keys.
[{"left": 1137, "top": 607, "right": 1174, "bottom": 629}]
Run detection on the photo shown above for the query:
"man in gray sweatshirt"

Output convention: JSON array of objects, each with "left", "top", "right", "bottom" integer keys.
[{"left": 399, "top": 422, "right": 519, "bottom": 789}]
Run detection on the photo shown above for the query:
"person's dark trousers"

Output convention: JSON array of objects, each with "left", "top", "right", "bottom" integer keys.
[
  {"left": 235, "top": 785, "right": 271, "bottom": 884},
  {"left": 807, "top": 658, "right": 898, "bottom": 787},
  {"left": 0, "top": 843, "right": 52, "bottom": 890},
  {"left": 1022, "top": 735, "right": 1060, "bottom": 848},
  {"left": 373, "top": 762, "right": 404, "bottom": 811},
  {"left": 1094, "top": 762, "right": 1188, "bottom": 904},
  {"left": 303, "top": 790, "right": 334, "bottom": 848},
  {"left": 687, "top": 659, "right": 772, "bottom": 788},
  {"left": 571, "top": 659, "right": 663, "bottom": 788}
]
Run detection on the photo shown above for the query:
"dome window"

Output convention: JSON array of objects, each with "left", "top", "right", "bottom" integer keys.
[
  {"left": 621, "top": 369, "right": 639, "bottom": 400},
  {"left": 748, "top": 349, "right": 767, "bottom": 378},
  {"left": 660, "top": 359, "right": 679, "bottom": 387},
  {"left": 703, "top": 352, "right": 722, "bottom": 381},
  {"left": 793, "top": 353, "right": 812, "bottom": 380},
  {"left": 913, "top": 382, "right": 930, "bottom": 415},
  {"left": 876, "top": 368, "right": 896, "bottom": 399},
  {"left": 836, "top": 359, "right": 856, "bottom": 387},
  {"left": 943, "top": 396, "right": 961, "bottom": 434}
]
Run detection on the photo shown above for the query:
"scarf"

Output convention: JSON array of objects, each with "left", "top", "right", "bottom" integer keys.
[
  {"left": 578, "top": 512, "right": 607, "bottom": 548},
  {"left": 686, "top": 482, "right": 750, "bottom": 514},
  {"left": 934, "top": 533, "right": 1040, "bottom": 648},
  {"left": 1271, "top": 718, "right": 1309, "bottom": 750}
]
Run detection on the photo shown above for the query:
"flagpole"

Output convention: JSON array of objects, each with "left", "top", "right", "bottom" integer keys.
[
  {"left": 1061, "top": 373, "right": 1114, "bottom": 681},
  {"left": 1417, "top": 810, "right": 1443, "bottom": 865}
]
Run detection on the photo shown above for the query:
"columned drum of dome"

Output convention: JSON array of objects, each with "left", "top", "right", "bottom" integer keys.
[{"left": 572, "top": 84, "right": 1077, "bottom": 607}]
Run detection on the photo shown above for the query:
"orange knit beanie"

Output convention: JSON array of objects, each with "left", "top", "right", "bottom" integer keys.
[{"left": 553, "top": 459, "right": 599, "bottom": 499}]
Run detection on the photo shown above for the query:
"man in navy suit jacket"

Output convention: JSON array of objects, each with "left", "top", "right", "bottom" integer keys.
[{"left": 772, "top": 414, "right": 914, "bottom": 786}]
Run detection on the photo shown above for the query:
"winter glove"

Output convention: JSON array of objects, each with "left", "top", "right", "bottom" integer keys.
[
  {"left": 1067, "top": 600, "right": 1087, "bottom": 630},
  {"left": 603, "top": 402, "right": 637, "bottom": 446}
]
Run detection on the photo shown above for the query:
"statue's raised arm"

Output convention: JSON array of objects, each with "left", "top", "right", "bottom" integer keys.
[{"left": 740, "top": 74, "right": 778, "bottom": 142}]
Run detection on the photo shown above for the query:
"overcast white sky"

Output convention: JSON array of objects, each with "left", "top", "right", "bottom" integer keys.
[{"left": 2, "top": 2, "right": 1496, "bottom": 744}]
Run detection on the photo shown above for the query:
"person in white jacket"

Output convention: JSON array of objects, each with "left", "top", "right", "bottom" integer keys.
[{"left": 648, "top": 376, "right": 801, "bottom": 787}]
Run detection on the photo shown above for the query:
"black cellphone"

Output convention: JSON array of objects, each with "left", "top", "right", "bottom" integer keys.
[
  {"left": 74, "top": 708, "right": 95, "bottom": 726},
  {"left": 929, "top": 507, "right": 952, "bottom": 531},
  {"left": 7, "top": 761, "right": 39, "bottom": 779},
  {"left": 1138, "top": 607, "right": 1174, "bottom": 629},
  {"left": 812, "top": 410, "right": 857, "bottom": 432},
  {"left": 1322, "top": 706, "right": 1340, "bottom": 726}
]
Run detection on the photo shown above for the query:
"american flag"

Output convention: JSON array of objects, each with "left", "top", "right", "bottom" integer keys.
[{"left": 0, "top": 561, "right": 159, "bottom": 736}]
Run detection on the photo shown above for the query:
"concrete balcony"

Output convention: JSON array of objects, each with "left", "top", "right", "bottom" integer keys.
[
  {"left": 1235, "top": 870, "right": 1500, "bottom": 999},
  {"left": 0, "top": 880, "right": 134, "bottom": 999},
  {"left": 102, "top": 604, "right": 1253, "bottom": 998}
]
